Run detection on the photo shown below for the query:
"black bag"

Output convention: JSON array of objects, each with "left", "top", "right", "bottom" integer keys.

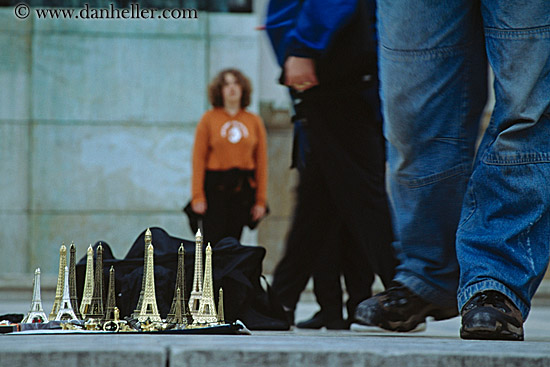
[{"left": 76, "top": 227, "right": 289, "bottom": 330}]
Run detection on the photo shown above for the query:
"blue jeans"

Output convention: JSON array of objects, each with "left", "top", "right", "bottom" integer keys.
[{"left": 378, "top": 0, "right": 550, "bottom": 320}]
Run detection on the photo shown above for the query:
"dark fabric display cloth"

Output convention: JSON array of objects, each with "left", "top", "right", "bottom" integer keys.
[{"left": 75, "top": 227, "right": 289, "bottom": 331}]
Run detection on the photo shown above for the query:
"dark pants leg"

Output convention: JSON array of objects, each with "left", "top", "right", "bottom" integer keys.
[{"left": 203, "top": 189, "right": 246, "bottom": 246}]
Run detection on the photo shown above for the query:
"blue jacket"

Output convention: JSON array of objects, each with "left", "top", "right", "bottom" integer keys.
[
  {"left": 265, "top": 0, "right": 358, "bottom": 66},
  {"left": 265, "top": 0, "right": 378, "bottom": 87}
]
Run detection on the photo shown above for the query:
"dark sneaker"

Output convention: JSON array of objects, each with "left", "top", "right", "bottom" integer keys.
[
  {"left": 296, "top": 311, "right": 347, "bottom": 330},
  {"left": 354, "top": 282, "right": 458, "bottom": 332},
  {"left": 460, "top": 290, "right": 524, "bottom": 341}
]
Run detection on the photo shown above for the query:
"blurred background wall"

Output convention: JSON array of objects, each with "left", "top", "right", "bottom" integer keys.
[{"left": 0, "top": 0, "right": 298, "bottom": 289}]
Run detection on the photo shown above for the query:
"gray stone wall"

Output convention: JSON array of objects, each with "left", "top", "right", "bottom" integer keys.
[{"left": 0, "top": 6, "right": 295, "bottom": 279}]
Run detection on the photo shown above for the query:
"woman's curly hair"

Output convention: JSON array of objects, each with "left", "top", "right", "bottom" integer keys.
[{"left": 208, "top": 68, "right": 252, "bottom": 108}]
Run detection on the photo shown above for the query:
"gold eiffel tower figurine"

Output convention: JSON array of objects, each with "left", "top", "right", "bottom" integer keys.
[
  {"left": 22, "top": 268, "right": 49, "bottom": 323},
  {"left": 194, "top": 243, "right": 217, "bottom": 325},
  {"left": 68, "top": 243, "right": 82, "bottom": 320},
  {"left": 79, "top": 245, "right": 94, "bottom": 316},
  {"left": 217, "top": 288, "right": 225, "bottom": 324},
  {"left": 105, "top": 266, "right": 117, "bottom": 321},
  {"left": 166, "top": 244, "right": 193, "bottom": 325},
  {"left": 55, "top": 266, "right": 78, "bottom": 321},
  {"left": 133, "top": 228, "right": 152, "bottom": 318},
  {"left": 49, "top": 244, "right": 67, "bottom": 320},
  {"left": 188, "top": 229, "right": 203, "bottom": 315},
  {"left": 136, "top": 243, "right": 161, "bottom": 322},
  {"left": 86, "top": 244, "right": 104, "bottom": 320}
]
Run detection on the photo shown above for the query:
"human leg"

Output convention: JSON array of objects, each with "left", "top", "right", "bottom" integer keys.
[
  {"left": 355, "top": 0, "right": 488, "bottom": 330},
  {"left": 457, "top": 0, "right": 550, "bottom": 340},
  {"left": 297, "top": 223, "right": 346, "bottom": 329},
  {"left": 271, "top": 150, "right": 335, "bottom": 319}
]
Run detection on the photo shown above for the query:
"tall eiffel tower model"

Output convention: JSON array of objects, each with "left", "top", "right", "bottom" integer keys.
[
  {"left": 188, "top": 229, "right": 203, "bottom": 315},
  {"left": 55, "top": 266, "right": 78, "bottom": 321},
  {"left": 49, "top": 244, "right": 67, "bottom": 320},
  {"left": 166, "top": 244, "right": 193, "bottom": 325},
  {"left": 68, "top": 243, "right": 82, "bottom": 320},
  {"left": 133, "top": 228, "right": 152, "bottom": 318},
  {"left": 86, "top": 244, "right": 104, "bottom": 320},
  {"left": 22, "top": 268, "right": 48, "bottom": 323},
  {"left": 136, "top": 243, "right": 161, "bottom": 322},
  {"left": 194, "top": 243, "right": 217, "bottom": 325},
  {"left": 79, "top": 245, "right": 94, "bottom": 316},
  {"left": 104, "top": 266, "right": 117, "bottom": 321}
]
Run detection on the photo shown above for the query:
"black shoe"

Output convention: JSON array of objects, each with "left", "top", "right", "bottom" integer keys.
[
  {"left": 354, "top": 282, "right": 458, "bottom": 332},
  {"left": 460, "top": 290, "right": 524, "bottom": 341},
  {"left": 284, "top": 309, "right": 295, "bottom": 326},
  {"left": 296, "top": 311, "right": 347, "bottom": 330}
]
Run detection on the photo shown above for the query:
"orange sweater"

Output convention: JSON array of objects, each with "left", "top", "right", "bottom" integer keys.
[{"left": 192, "top": 108, "right": 268, "bottom": 207}]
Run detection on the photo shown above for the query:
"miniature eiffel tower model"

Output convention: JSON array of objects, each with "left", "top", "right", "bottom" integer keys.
[
  {"left": 68, "top": 243, "right": 82, "bottom": 320},
  {"left": 104, "top": 266, "right": 117, "bottom": 321},
  {"left": 166, "top": 244, "right": 193, "bottom": 325},
  {"left": 86, "top": 244, "right": 104, "bottom": 320},
  {"left": 133, "top": 228, "right": 152, "bottom": 318},
  {"left": 188, "top": 229, "right": 204, "bottom": 315},
  {"left": 55, "top": 266, "right": 78, "bottom": 321},
  {"left": 49, "top": 244, "right": 67, "bottom": 320},
  {"left": 194, "top": 243, "right": 217, "bottom": 325},
  {"left": 217, "top": 288, "right": 225, "bottom": 324},
  {"left": 136, "top": 243, "right": 162, "bottom": 322},
  {"left": 22, "top": 268, "right": 49, "bottom": 323},
  {"left": 79, "top": 245, "right": 94, "bottom": 316}
]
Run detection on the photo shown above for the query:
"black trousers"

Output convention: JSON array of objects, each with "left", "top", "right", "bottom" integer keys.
[
  {"left": 201, "top": 170, "right": 255, "bottom": 246},
  {"left": 271, "top": 85, "right": 398, "bottom": 319}
]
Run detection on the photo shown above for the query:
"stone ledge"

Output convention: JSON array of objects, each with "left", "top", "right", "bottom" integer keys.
[{"left": 1, "top": 334, "right": 549, "bottom": 367}]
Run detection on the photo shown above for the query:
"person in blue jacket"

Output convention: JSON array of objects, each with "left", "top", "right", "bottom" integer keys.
[{"left": 265, "top": 0, "right": 398, "bottom": 329}]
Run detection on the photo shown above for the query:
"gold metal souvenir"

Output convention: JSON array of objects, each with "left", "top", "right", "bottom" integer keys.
[
  {"left": 194, "top": 243, "right": 217, "bottom": 325},
  {"left": 166, "top": 244, "right": 193, "bottom": 325},
  {"left": 49, "top": 244, "right": 67, "bottom": 319},
  {"left": 68, "top": 243, "right": 82, "bottom": 320},
  {"left": 135, "top": 243, "right": 161, "bottom": 322},
  {"left": 86, "top": 244, "right": 104, "bottom": 320},
  {"left": 80, "top": 245, "right": 94, "bottom": 316},
  {"left": 188, "top": 229, "right": 204, "bottom": 315}
]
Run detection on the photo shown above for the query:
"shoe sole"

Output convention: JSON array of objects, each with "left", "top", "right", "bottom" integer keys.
[
  {"left": 460, "top": 322, "right": 524, "bottom": 341},
  {"left": 350, "top": 322, "right": 426, "bottom": 333}
]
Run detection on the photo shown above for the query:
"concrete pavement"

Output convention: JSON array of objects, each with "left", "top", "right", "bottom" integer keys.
[{"left": 2, "top": 294, "right": 550, "bottom": 367}]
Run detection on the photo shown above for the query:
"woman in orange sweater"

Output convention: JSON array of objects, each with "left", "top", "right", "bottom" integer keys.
[{"left": 190, "top": 68, "right": 268, "bottom": 245}]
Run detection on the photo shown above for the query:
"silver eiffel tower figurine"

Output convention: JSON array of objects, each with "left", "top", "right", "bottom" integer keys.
[
  {"left": 22, "top": 268, "right": 49, "bottom": 323},
  {"left": 49, "top": 244, "right": 67, "bottom": 320},
  {"left": 188, "top": 229, "right": 204, "bottom": 315},
  {"left": 194, "top": 243, "right": 217, "bottom": 325},
  {"left": 55, "top": 266, "right": 78, "bottom": 321}
]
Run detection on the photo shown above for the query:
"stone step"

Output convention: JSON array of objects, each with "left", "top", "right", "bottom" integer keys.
[{"left": 1, "top": 333, "right": 549, "bottom": 367}]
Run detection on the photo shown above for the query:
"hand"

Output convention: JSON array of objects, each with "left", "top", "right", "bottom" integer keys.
[
  {"left": 192, "top": 201, "right": 207, "bottom": 215},
  {"left": 251, "top": 205, "right": 266, "bottom": 222},
  {"left": 284, "top": 56, "right": 319, "bottom": 92}
]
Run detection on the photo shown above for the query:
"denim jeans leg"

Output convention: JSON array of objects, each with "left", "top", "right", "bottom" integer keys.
[
  {"left": 378, "top": 0, "right": 487, "bottom": 307},
  {"left": 456, "top": 1, "right": 550, "bottom": 320}
]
